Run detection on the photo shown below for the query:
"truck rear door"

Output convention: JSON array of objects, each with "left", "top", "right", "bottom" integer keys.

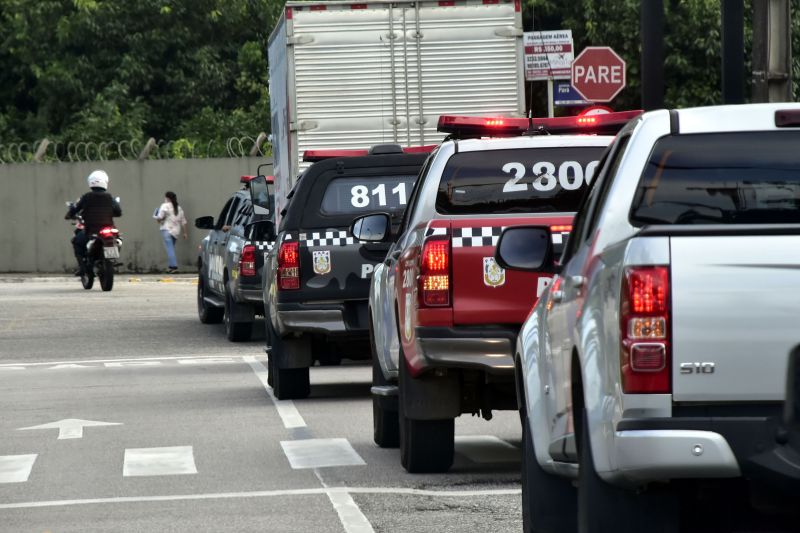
[
  {"left": 628, "top": 130, "right": 800, "bottom": 402},
  {"left": 436, "top": 143, "right": 606, "bottom": 325},
  {"left": 295, "top": 154, "right": 427, "bottom": 303}
]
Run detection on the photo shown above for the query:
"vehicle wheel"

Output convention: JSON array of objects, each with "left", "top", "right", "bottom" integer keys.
[
  {"left": 267, "top": 318, "right": 310, "bottom": 400},
  {"left": 99, "top": 260, "right": 114, "bottom": 291},
  {"left": 398, "top": 354, "right": 454, "bottom": 473},
  {"left": 521, "top": 413, "right": 577, "bottom": 533},
  {"left": 81, "top": 266, "right": 94, "bottom": 290},
  {"left": 197, "top": 275, "right": 223, "bottom": 324},
  {"left": 224, "top": 290, "right": 252, "bottom": 342},
  {"left": 371, "top": 321, "right": 399, "bottom": 448},
  {"left": 577, "top": 410, "right": 678, "bottom": 533}
]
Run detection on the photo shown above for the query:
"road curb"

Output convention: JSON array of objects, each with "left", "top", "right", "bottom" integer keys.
[{"left": 0, "top": 275, "right": 198, "bottom": 284}]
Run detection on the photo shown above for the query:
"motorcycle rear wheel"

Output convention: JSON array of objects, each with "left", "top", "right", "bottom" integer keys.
[{"left": 99, "top": 260, "right": 114, "bottom": 292}]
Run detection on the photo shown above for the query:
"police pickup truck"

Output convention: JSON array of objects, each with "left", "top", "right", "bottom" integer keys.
[
  {"left": 497, "top": 104, "right": 800, "bottom": 532},
  {"left": 263, "top": 144, "right": 432, "bottom": 399},
  {"left": 352, "top": 110, "right": 640, "bottom": 472},
  {"left": 195, "top": 173, "right": 275, "bottom": 341}
]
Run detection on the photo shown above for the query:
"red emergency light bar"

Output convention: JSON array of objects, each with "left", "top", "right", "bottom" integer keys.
[
  {"left": 241, "top": 174, "right": 274, "bottom": 183},
  {"left": 437, "top": 109, "right": 643, "bottom": 138},
  {"left": 303, "top": 145, "right": 437, "bottom": 162}
]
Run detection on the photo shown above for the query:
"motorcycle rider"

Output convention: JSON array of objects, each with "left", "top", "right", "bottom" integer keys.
[{"left": 65, "top": 170, "right": 122, "bottom": 275}]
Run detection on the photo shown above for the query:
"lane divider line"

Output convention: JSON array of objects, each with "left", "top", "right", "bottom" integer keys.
[
  {"left": 0, "top": 355, "right": 245, "bottom": 368},
  {"left": 0, "top": 486, "right": 521, "bottom": 510},
  {"left": 243, "top": 355, "right": 306, "bottom": 429},
  {"left": 315, "top": 470, "right": 374, "bottom": 533}
]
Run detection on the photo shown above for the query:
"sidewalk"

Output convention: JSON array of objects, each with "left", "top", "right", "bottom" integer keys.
[{"left": 0, "top": 273, "right": 198, "bottom": 284}]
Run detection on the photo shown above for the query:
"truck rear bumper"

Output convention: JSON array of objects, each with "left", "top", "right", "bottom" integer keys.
[
  {"left": 234, "top": 287, "right": 262, "bottom": 305},
  {"left": 276, "top": 301, "right": 368, "bottom": 336},
  {"left": 615, "top": 411, "right": 800, "bottom": 488},
  {"left": 415, "top": 326, "right": 517, "bottom": 374}
]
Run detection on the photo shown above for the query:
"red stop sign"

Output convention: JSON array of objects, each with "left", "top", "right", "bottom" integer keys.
[{"left": 571, "top": 47, "right": 626, "bottom": 103}]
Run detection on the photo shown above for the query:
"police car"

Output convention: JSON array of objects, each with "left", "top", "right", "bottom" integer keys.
[
  {"left": 352, "top": 109, "right": 640, "bottom": 472},
  {"left": 195, "top": 173, "right": 275, "bottom": 341},
  {"left": 262, "top": 144, "right": 433, "bottom": 399}
]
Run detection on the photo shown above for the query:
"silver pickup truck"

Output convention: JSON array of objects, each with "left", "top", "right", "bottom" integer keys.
[{"left": 497, "top": 103, "right": 800, "bottom": 533}]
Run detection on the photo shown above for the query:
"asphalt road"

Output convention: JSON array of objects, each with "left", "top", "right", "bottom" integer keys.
[{"left": 0, "top": 277, "right": 522, "bottom": 533}]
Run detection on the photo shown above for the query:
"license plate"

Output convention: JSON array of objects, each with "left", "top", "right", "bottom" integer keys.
[{"left": 104, "top": 246, "right": 120, "bottom": 259}]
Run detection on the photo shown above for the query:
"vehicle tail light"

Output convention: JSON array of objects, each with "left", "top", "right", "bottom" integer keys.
[
  {"left": 620, "top": 266, "right": 670, "bottom": 393},
  {"left": 277, "top": 241, "right": 300, "bottom": 290},
  {"left": 240, "top": 244, "right": 256, "bottom": 277},
  {"left": 419, "top": 238, "right": 451, "bottom": 307},
  {"left": 98, "top": 227, "right": 119, "bottom": 238}
]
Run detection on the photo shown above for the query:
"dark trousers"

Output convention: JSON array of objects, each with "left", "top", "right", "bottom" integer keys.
[{"left": 72, "top": 230, "right": 88, "bottom": 262}]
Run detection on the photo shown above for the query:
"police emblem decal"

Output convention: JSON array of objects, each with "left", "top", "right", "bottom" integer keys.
[
  {"left": 483, "top": 257, "right": 505, "bottom": 287},
  {"left": 313, "top": 250, "right": 331, "bottom": 275}
]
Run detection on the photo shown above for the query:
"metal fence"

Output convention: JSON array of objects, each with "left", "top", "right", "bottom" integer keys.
[{"left": 0, "top": 134, "right": 271, "bottom": 164}]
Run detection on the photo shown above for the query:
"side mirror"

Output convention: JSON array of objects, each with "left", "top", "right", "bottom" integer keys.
[
  {"left": 195, "top": 216, "right": 215, "bottom": 230},
  {"left": 495, "top": 226, "right": 554, "bottom": 271},
  {"left": 249, "top": 175, "right": 272, "bottom": 216},
  {"left": 351, "top": 213, "right": 391, "bottom": 243},
  {"left": 246, "top": 220, "right": 276, "bottom": 242}
]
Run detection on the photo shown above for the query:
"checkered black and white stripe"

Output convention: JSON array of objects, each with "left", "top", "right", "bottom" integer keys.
[
  {"left": 451, "top": 226, "right": 504, "bottom": 248},
  {"left": 425, "top": 227, "right": 448, "bottom": 237},
  {"left": 254, "top": 241, "right": 274, "bottom": 252},
  {"left": 304, "top": 231, "right": 355, "bottom": 248},
  {"left": 551, "top": 231, "right": 570, "bottom": 246}
]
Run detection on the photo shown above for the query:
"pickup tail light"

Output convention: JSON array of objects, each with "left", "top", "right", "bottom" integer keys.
[
  {"left": 277, "top": 241, "right": 300, "bottom": 290},
  {"left": 240, "top": 244, "right": 256, "bottom": 277},
  {"left": 419, "top": 238, "right": 451, "bottom": 307},
  {"left": 620, "top": 266, "right": 670, "bottom": 393}
]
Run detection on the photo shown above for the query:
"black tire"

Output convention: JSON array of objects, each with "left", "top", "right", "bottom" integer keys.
[
  {"left": 81, "top": 267, "right": 94, "bottom": 290},
  {"left": 99, "top": 260, "right": 114, "bottom": 292},
  {"left": 273, "top": 366, "right": 310, "bottom": 400},
  {"left": 371, "top": 321, "right": 399, "bottom": 448},
  {"left": 224, "top": 290, "right": 252, "bottom": 342},
  {"left": 197, "top": 275, "right": 223, "bottom": 324},
  {"left": 398, "top": 353, "right": 454, "bottom": 473},
  {"left": 521, "top": 413, "right": 577, "bottom": 533},
  {"left": 577, "top": 410, "right": 678, "bottom": 533}
]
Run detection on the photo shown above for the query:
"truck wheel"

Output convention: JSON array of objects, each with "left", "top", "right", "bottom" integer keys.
[
  {"left": 224, "top": 290, "right": 252, "bottom": 342},
  {"left": 398, "top": 355, "right": 454, "bottom": 473},
  {"left": 577, "top": 410, "right": 678, "bottom": 533},
  {"left": 371, "top": 326, "right": 399, "bottom": 447},
  {"left": 197, "top": 275, "right": 223, "bottom": 324},
  {"left": 521, "top": 413, "right": 576, "bottom": 533},
  {"left": 274, "top": 366, "right": 310, "bottom": 400},
  {"left": 267, "top": 319, "right": 311, "bottom": 400}
]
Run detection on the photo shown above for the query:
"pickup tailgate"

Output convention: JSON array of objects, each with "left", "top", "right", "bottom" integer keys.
[
  {"left": 671, "top": 235, "right": 800, "bottom": 402},
  {"left": 446, "top": 216, "right": 572, "bottom": 325}
]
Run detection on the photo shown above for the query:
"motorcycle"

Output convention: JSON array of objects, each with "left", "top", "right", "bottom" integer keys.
[{"left": 65, "top": 200, "right": 123, "bottom": 292}]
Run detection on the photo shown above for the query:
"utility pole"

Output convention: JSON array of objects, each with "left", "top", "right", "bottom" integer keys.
[
  {"left": 641, "top": 0, "right": 665, "bottom": 110},
  {"left": 752, "top": 0, "right": 793, "bottom": 102},
  {"left": 721, "top": 0, "right": 745, "bottom": 104}
]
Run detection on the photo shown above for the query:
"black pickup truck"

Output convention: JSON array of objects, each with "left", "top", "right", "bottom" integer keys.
[
  {"left": 195, "top": 174, "right": 275, "bottom": 341},
  {"left": 262, "top": 144, "right": 431, "bottom": 399}
]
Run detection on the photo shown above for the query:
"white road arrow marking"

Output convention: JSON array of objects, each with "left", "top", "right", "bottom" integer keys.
[{"left": 18, "top": 419, "right": 122, "bottom": 440}]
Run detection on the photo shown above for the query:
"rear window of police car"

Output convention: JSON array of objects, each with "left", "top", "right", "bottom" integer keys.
[
  {"left": 630, "top": 131, "right": 800, "bottom": 225},
  {"left": 436, "top": 147, "right": 605, "bottom": 215},
  {"left": 321, "top": 175, "right": 416, "bottom": 216}
]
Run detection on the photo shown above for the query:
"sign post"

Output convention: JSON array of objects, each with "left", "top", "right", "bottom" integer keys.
[{"left": 570, "top": 46, "right": 627, "bottom": 103}]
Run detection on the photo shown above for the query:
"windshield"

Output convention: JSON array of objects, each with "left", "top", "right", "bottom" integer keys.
[
  {"left": 630, "top": 131, "right": 800, "bottom": 225},
  {"left": 435, "top": 147, "right": 605, "bottom": 215}
]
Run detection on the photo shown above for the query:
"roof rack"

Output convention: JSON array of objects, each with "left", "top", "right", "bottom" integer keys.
[{"left": 303, "top": 144, "right": 437, "bottom": 162}]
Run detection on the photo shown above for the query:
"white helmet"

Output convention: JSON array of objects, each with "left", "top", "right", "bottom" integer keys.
[{"left": 87, "top": 170, "right": 109, "bottom": 190}]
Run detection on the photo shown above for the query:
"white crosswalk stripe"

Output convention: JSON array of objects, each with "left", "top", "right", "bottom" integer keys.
[
  {"left": 123, "top": 446, "right": 197, "bottom": 477},
  {"left": 0, "top": 454, "right": 37, "bottom": 483},
  {"left": 281, "top": 438, "right": 366, "bottom": 470}
]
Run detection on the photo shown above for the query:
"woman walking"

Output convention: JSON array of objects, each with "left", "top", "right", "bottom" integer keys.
[{"left": 155, "top": 191, "right": 188, "bottom": 273}]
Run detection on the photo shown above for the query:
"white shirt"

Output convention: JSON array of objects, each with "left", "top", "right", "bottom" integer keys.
[{"left": 156, "top": 202, "right": 187, "bottom": 238}]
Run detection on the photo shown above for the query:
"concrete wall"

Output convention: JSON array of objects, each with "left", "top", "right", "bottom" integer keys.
[{"left": 0, "top": 158, "right": 272, "bottom": 273}]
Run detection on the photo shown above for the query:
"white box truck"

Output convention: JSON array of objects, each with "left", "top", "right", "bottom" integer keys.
[{"left": 268, "top": 0, "right": 525, "bottom": 221}]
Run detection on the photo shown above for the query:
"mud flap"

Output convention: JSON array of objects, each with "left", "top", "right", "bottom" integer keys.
[
  {"left": 402, "top": 369, "right": 460, "bottom": 420},
  {"left": 229, "top": 299, "right": 255, "bottom": 323},
  {"left": 273, "top": 334, "right": 313, "bottom": 370}
]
